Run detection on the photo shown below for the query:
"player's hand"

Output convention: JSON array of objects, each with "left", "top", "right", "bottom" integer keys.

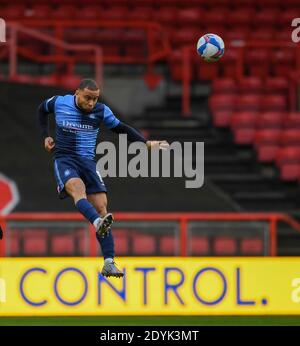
[
  {"left": 146, "top": 140, "right": 169, "bottom": 150},
  {"left": 44, "top": 137, "right": 55, "bottom": 152}
]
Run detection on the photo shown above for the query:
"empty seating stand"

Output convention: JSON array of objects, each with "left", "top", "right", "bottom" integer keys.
[
  {"left": 159, "top": 235, "right": 178, "bottom": 255},
  {"left": 132, "top": 234, "right": 156, "bottom": 255},
  {"left": 189, "top": 236, "right": 210, "bottom": 255},
  {"left": 5, "top": 1, "right": 298, "bottom": 82},
  {"left": 213, "top": 237, "right": 237, "bottom": 255},
  {"left": 23, "top": 229, "right": 48, "bottom": 256},
  {"left": 51, "top": 233, "right": 75, "bottom": 256}
]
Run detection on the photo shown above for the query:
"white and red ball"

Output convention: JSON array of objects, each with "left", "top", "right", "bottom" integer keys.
[{"left": 197, "top": 33, "right": 225, "bottom": 62}]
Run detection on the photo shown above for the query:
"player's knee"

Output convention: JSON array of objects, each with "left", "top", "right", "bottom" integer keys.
[
  {"left": 66, "top": 179, "right": 86, "bottom": 197},
  {"left": 97, "top": 204, "right": 107, "bottom": 216}
]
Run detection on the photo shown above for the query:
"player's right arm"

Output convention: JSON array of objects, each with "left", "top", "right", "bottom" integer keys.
[{"left": 37, "top": 96, "right": 58, "bottom": 152}]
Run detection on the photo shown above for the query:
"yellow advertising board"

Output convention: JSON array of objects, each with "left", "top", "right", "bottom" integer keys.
[{"left": 1, "top": 257, "right": 300, "bottom": 316}]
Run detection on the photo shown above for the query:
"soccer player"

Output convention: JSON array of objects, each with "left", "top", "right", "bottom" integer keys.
[{"left": 38, "top": 78, "right": 168, "bottom": 278}]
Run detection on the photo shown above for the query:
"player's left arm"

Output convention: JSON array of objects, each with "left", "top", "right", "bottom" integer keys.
[{"left": 103, "top": 105, "right": 169, "bottom": 150}]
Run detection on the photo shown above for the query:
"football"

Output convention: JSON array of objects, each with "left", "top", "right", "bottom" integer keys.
[{"left": 197, "top": 33, "right": 225, "bottom": 62}]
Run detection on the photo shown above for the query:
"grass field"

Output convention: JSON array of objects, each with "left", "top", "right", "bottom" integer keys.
[{"left": 1, "top": 316, "right": 300, "bottom": 326}]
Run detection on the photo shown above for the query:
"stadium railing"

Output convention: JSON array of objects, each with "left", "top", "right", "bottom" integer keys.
[
  {"left": 1, "top": 212, "right": 300, "bottom": 257},
  {"left": 2, "top": 20, "right": 171, "bottom": 88},
  {"left": 3, "top": 22, "right": 103, "bottom": 87}
]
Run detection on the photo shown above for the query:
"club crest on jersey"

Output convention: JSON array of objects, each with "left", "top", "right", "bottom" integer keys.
[{"left": 64, "top": 169, "right": 71, "bottom": 177}]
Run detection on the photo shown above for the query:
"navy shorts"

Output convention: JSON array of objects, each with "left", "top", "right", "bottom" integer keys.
[{"left": 54, "top": 156, "right": 107, "bottom": 199}]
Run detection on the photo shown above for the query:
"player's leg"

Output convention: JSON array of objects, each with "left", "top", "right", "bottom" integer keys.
[
  {"left": 65, "top": 177, "right": 100, "bottom": 226},
  {"left": 64, "top": 178, "right": 112, "bottom": 236},
  {"left": 88, "top": 192, "right": 123, "bottom": 278},
  {"left": 54, "top": 158, "right": 104, "bottom": 232}
]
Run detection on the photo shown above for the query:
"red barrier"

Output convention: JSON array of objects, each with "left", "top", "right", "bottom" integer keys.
[{"left": 1, "top": 212, "right": 300, "bottom": 257}]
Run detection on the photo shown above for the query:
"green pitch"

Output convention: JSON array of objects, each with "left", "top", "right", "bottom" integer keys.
[{"left": 1, "top": 316, "right": 300, "bottom": 326}]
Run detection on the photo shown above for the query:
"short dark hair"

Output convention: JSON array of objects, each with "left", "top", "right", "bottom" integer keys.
[{"left": 78, "top": 78, "right": 99, "bottom": 91}]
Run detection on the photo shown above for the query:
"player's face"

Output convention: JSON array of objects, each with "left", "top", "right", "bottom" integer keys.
[{"left": 76, "top": 88, "right": 100, "bottom": 112}]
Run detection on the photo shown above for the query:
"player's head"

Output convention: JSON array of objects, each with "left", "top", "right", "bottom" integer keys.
[{"left": 75, "top": 78, "right": 100, "bottom": 112}]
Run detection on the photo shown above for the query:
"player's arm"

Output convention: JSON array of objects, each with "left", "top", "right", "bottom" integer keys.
[
  {"left": 111, "top": 122, "right": 169, "bottom": 149},
  {"left": 37, "top": 96, "right": 57, "bottom": 152},
  {"left": 103, "top": 105, "right": 169, "bottom": 149}
]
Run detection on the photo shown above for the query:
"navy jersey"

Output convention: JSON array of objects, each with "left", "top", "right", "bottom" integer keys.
[{"left": 43, "top": 94, "right": 120, "bottom": 159}]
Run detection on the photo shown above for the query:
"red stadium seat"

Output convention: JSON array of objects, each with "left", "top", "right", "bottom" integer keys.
[
  {"left": 206, "top": 0, "right": 232, "bottom": 6},
  {"left": 228, "top": 8, "right": 255, "bottom": 26},
  {"left": 2, "top": 5, "right": 26, "bottom": 19},
  {"left": 254, "top": 129, "right": 282, "bottom": 146},
  {"left": 254, "top": 0, "right": 280, "bottom": 7},
  {"left": 262, "top": 95, "right": 286, "bottom": 112},
  {"left": 103, "top": 0, "right": 129, "bottom": 6},
  {"left": 230, "top": 112, "right": 257, "bottom": 129},
  {"left": 128, "top": 0, "right": 155, "bottom": 6},
  {"left": 247, "top": 50, "right": 270, "bottom": 78},
  {"left": 172, "top": 27, "right": 199, "bottom": 47},
  {"left": 272, "top": 50, "right": 296, "bottom": 77},
  {"left": 159, "top": 235, "right": 177, "bottom": 255},
  {"left": 280, "top": 163, "right": 300, "bottom": 181},
  {"left": 257, "top": 145, "right": 280, "bottom": 162},
  {"left": 23, "top": 229, "right": 48, "bottom": 256},
  {"left": 155, "top": 7, "right": 178, "bottom": 25},
  {"left": 256, "top": 112, "right": 284, "bottom": 129},
  {"left": 231, "top": 112, "right": 257, "bottom": 144},
  {"left": 209, "top": 95, "right": 237, "bottom": 112},
  {"left": 196, "top": 61, "right": 220, "bottom": 80},
  {"left": 277, "top": 30, "right": 293, "bottom": 41},
  {"left": 8, "top": 230, "right": 21, "bottom": 256},
  {"left": 236, "top": 95, "right": 262, "bottom": 112},
  {"left": 65, "top": 29, "right": 99, "bottom": 43},
  {"left": 255, "top": 9, "right": 279, "bottom": 27},
  {"left": 241, "top": 238, "right": 263, "bottom": 255},
  {"left": 129, "top": 7, "right": 154, "bottom": 20},
  {"left": 212, "top": 110, "right": 233, "bottom": 128},
  {"left": 225, "top": 29, "right": 250, "bottom": 42},
  {"left": 201, "top": 9, "right": 228, "bottom": 26},
  {"left": 276, "top": 147, "right": 300, "bottom": 165},
  {"left": 220, "top": 49, "right": 239, "bottom": 78},
  {"left": 249, "top": 28, "right": 275, "bottom": 40},
  {"left": 254, "top": 129, "right": 281, "bottom": 162},
  {"left": 177, "top": 8, "right": 204, "bottom": 27},
  {"left": 52, "top": 5, "right": 77, "bottom": 20},
  {"left": 284, "top": 113, "right": 300, "bottom": 129},
  {"left": 212, "top": 78, "right": 238, "bottom": 94},
  {"left": 279, "top": 9, "right": 300, "bottom": 27},
  {"left": 155, "top": 0, "right": 179, "bottom": 7},
  {"left": 189, "top": 236, "right": 210, "bottom": 255},
  {"left": 280, "top": 129, "right": 300, "bottom": 146},
  {"left": 76, "top": 229, "right": 89, "bottom": 255},
  {"left": 265, "top": 78, "right": 289, "bottom": 94},
  {"left": 26, "top": 5, "right": 52, "bottom": 19},
  {"left": 51, "top": 234, "right": 75, "bottom": 255},
  {"left": 99, "top": 6, "right": 128, "bottom": 20},
  {"left": 133, "top": 235, "right": 156, "bottom": 255},
  {"left": 60, "top": 75, "right": 82, "bottom": 91},
  {"left": 114, "top": 229, "right": 130, "bottom": 255},
  {"left": 75, "top": 6, "right": 102, "bottom": 19},
  {"left": 213, "top": 237, "right": 237, "bottom": 255},
  {"left": 124, "top": 30, "right": 146, "bottom": 58},
  {"left": 239, "top": 77, "right": 264, "bottom": 94}
]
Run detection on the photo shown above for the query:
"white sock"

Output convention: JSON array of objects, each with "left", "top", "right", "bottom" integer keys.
[
  {"left": 93, "top": 217, "right": 101, "bottom": 230},
  {"left": 105, "top": 258, "right": 114, "bottom": 264}
]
